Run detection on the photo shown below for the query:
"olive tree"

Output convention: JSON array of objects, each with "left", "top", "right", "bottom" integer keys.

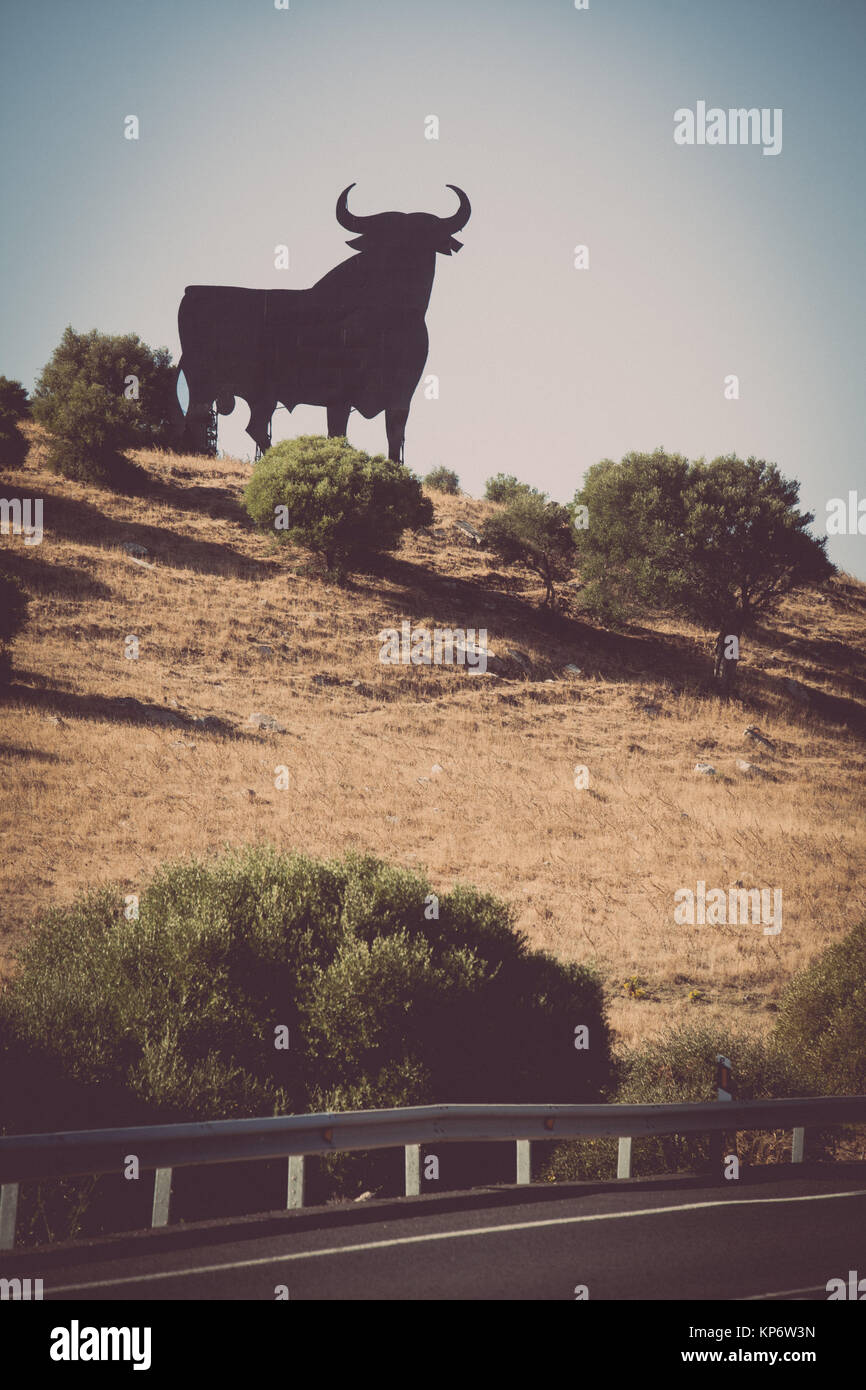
[{"left": 573, "top": 451, "right": 833, "bottom": 690}]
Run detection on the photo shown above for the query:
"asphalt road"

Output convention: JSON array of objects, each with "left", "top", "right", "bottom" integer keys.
[{"left": 10, "top": 1172, "right": 865, "bottom": 1301}]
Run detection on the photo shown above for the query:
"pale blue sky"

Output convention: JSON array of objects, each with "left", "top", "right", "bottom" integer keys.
[{"left": 1, "top": 0, "right": 864, "bottom": 574}]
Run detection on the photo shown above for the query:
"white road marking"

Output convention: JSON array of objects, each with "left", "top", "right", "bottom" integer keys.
[
  {"left": 44, "top": 1187, "right": 866, "bottom": 1296},
  {"left": 743, "top": 1285, "right": 827, "bottom": 1300}
]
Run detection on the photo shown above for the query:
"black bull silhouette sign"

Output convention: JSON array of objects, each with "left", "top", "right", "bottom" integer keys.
[{"left": 176, "top": 184, "right": 471, "bottom": 462}]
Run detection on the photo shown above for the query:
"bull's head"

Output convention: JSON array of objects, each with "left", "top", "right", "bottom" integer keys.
[{"left": 336, "top": 183, "right": 471, "bottom": 255}]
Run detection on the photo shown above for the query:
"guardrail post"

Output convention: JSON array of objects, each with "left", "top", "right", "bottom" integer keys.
[
  {"left": 710, "top": 1054, "right": 733, "bottom": 1177},
  {"left": 287, "top": 1155, "right": 305, "bottom": 1208},
  {"left": 616, "top": 1136, "right": 632, "bottom": 1179},
  {"left": 151, "top": 1167, "right": 172, "bottom": 1228},
  {"left": 516, "top": 1139, "right": 531, "bottom": 1185},
  {"left": 405, "top": 1144, "right": 420, "bottom": 1196},
  {"left": 0, "top": 1183, "right": 19, "bottom": 1250},
  {"left": 791, "top": 1127, "right": 805, "bottom": 1164}
]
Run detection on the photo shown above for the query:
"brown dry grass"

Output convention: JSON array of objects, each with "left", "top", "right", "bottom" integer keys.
[{"left": 2, "top": 424, "right": 865, "bottom": 1050}]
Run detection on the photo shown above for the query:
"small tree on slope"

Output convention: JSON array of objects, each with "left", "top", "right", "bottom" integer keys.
[
  {"left": 573, "top": 451, "right": 833, "bottom": 691},
  {"left": 481, "top": 490, "right": 577, "bottom": 606}
]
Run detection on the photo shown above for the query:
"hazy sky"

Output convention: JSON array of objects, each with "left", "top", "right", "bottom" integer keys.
[{"left": 2, "top": 0, "right": 864, "bottom": 575}]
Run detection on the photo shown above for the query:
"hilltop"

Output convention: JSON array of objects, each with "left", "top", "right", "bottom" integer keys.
[{"left": 2, "top": 424, "right": 864, "bottom": 1049}]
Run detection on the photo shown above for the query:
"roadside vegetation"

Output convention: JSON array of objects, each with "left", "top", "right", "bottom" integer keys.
[
  {"left": 542, "top": 920, "right": 866, "bottom": 1181},
  {"left": 0, "top": 845, "right": 611, "bottom": 1240}
]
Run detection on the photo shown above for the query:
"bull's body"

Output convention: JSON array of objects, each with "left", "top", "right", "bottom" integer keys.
[{"left": 176, "top": 185, "right": 470, "bottom": 462}]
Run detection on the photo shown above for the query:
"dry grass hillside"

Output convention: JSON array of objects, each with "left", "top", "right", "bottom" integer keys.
[{"left": 2, "top": 424, "right": 864, "bottom": 1050}]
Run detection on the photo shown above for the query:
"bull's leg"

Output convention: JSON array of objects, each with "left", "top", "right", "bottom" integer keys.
[
  {"left": 184, "top": 401, "right": 216, "bottom": 455},
  {"left": 385, "top": 406, "right": 409, "bottom": 464},
  {"left": 247, "top": 398, "right": 276, "bottom": 457},
  {"left": 180, "top": 366, "right": 218, "bottom": 455},
  {"left": 327, "top": 404, "right": 351, "bottom": 440}
]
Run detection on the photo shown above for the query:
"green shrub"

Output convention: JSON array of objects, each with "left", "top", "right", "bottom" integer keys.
[
  {"left": 484, "top": 473, "right": 535, "bottom": 504},
  {"left": 37, "top": 378, "right": 140, "bottom": 486},
  {"left": 0, "top": 377, "right": 30, "bottom": 420},
  {"left": 0, "top": 565, "right": 28, "bottom": 643},
  {"left": 423, "top": 466, "right": 460, "bottom": 494},
  {"left": 245, "top": 435, "right": 433, "bottom": 576},
  {"left": 33, "top": 327, "right": 175, "bottom": 443},
  {"left": 0, "top": 564, "right": 28, "bottom": 683},
  {"left": 480, "top": 490, "right": 577, "bottom": 606},
  {"left": 572, "top": 577, "right": 629, "bottom": 628},
  {"left": 0, "top": 846, "right": 612, "bottom": 1231},
  {"left": 0, "top": 407, "right": 28, "bottom": 471},
  {"left": 32, "top": 327, "right": 174, "bottom": 484},
  {"left": 774, "top": 921, "right": 866, "bottom": 1094}
]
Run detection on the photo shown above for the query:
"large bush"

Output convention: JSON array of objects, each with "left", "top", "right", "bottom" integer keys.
[
  {"left": 1, "top": 847, "right": 611, "bottom": 1116},
  {"left": 31, "top": 327, "right": 175, "bottom": 484},
  {"left": 0, "top": 847, "right": 611, "bottom": 1234},
  {"left": 774, "top": 921, "right": 866, "bottom": 1094},
  {"left": 245, "top": 435, "right": 433, "bottom": 575}
]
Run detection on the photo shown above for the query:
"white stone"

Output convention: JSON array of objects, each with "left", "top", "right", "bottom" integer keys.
[{"left": 248, "top": 713, "right": 287, "bottom": 733}]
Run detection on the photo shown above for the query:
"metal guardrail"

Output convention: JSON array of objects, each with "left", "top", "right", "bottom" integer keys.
[{"left": 1, "top": 1096, "right": 864, "bottom": 1250}]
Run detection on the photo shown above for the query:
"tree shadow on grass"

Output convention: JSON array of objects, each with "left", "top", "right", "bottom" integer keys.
[
  {"left": 751, "top": 623, "right": 866, "bottom": 703},
  {"left": 0, "top": 679, "right": 247, "bottom": 738},
  {"left": 350, "top": 552, "right": 713, "bottom": 690},
  {"left": 0, "top": 548, "right": 114, "bottom": 600},
  {"left": 33, "top": 485, "right": 271, "bottom": 580},
  {"left": 0, "top": 743, "right": 67, "bottom": 764},
  {"left": 348, "top": 555, "right": 866, "bottom": 737},
  {"left": 743, "top": 668, "right": 866, "bottom": 739},
  {"left": 122, "top": 458, "right": 252, "bottom": 521}
]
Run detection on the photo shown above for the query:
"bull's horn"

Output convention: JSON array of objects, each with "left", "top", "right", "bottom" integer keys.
[
  {"left": 336, "top": 183, "right": 372, "bottom": 232},
  {"left": 439, "top": 184, "right": 472, "bottom": 233}
]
